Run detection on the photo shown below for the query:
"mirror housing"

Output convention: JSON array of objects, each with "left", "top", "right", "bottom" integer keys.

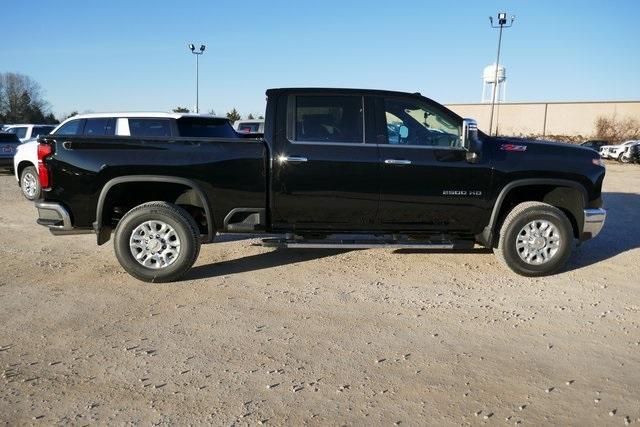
[{"left": 462, "top": 118, "right": 482, "bottom": 163}]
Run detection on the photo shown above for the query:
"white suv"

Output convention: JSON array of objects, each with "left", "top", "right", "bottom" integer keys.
[
  {"left": 3, "top": 124, "right": 55, "bottom": 142},
  {"left": 14, "top": 112, "right": 233, "bottom": 200}
]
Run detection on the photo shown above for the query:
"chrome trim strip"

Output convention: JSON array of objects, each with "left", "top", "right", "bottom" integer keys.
[{"left": 583, "top": 208, "right": 606, "bottom": 239}]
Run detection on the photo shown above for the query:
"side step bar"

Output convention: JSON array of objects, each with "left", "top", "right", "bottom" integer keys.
[{"left": 261, "top": 238, "right": 473, "bottom": 250}]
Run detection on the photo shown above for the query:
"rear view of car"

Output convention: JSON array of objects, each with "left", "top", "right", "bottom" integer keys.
[{"left": 0, "top": 133, "right": 21, "bottom": 171}]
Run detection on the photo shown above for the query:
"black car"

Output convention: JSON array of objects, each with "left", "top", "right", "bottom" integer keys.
[
  {"left": 580, "top": 140, "right": 608, "bottom": 151},
  {"left": 33, "top": 88, "right": 607, "bottom": 282},
  {"left": 0, "top": 132, "right": 20, "bottom": 172}
]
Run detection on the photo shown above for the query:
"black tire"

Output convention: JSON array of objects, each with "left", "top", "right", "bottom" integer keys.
[
  {"left": 494, "top": 202, "right": 574, "bottom": 277},
  {"left": 20, "top": 166, "right": 41, "bottom": 200},
  {"left": 114, "top": 202, "right": 201, "bottom": 283}
]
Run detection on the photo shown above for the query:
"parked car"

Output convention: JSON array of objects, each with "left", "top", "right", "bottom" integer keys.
[
  {"left": 600, "top": 140, "right": 638, "bottom": 160},
  {"left": 13, "top": 112, "right": 236, "bottom": 200},
  {"left": 580, "top": 140, "right": 608, "bottom": 151},
  {"left": 234, "top": 119, "right": 264, "bottom": 134},
  {"left": 620, "top": 141, "right": 640, "bottom": 164},
  {"left": 3, "top": 124, "right": 55, "bottom": 142},
  {"left": 34, "top": 88, "right": 606, "bottom": 282},
  {"left": 0, "top": 132, "right": 21, "bottom": 172}
]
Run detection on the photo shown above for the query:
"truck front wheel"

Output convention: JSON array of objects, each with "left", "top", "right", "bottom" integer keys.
[
  {"left": 494, "top": 202, "right": 573, "bottom": 277},
  {"left": 114, "top": 202, "right": 201, "bottom": 283}
]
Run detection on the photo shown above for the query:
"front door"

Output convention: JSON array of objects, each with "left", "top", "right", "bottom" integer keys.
[
  {"left": 271, "top": 94, "right": 380, "bottom": 231},
  {"left": 376, "top": 96, "right": 493, "bottom": 235}
]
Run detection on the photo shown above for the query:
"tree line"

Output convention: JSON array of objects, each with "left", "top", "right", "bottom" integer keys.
[
  {"left": 0, "top": 71, "right": 263, "bottom": 126},
  {"left": 0, "top": 72, "right": 58, "bottom": 124}
]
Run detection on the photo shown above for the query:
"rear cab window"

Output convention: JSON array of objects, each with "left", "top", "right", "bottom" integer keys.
[{"left": 176, "top": 117, "right": 237, "bottom": 138}]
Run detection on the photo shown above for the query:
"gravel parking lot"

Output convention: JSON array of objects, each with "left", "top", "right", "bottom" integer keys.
[{"left": 1, "top": 163, "right": 639, "bottom": 425}]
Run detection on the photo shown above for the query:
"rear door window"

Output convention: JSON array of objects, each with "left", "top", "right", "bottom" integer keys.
[
  {"left": 128, "top": 119, "right": 172, "bottom": 137},
  {"left": 83, "top": 118, "right": 112, "bottom": 136},
  {"left": 294, "top": 96, "right": 363, "bottom": 143},
  {"left": 176, "top": 117, "right": 237, "bottom": 138}
]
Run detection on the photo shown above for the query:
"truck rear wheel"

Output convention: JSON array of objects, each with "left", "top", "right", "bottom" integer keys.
[
  {"left": 114, "top": 202, "right": 201, "bottom": 283},
  {"left": 494, "top": 202, "right": 573, "bottom": 277}
]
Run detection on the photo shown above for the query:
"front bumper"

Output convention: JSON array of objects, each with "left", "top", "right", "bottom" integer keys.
[
  {"left": 582, "top": 208, "right": 606, "bottom": 240},
  {"left": 35, "top": 201, "right": 93, "bottom": 236}
]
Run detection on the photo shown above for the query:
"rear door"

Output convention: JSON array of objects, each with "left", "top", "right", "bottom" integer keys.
[
  {"left": 271, "top": 93, "right": 380, "bottom": 231},
  {"left": 376, "top": 96, "right": 493, "bottom": 234}
]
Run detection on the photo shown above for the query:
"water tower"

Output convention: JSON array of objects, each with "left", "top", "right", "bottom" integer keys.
[{"left": 482, "top": 63, "right": 506, "bottom": 103}]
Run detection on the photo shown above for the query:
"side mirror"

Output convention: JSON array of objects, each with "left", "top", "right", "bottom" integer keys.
[
  {"left": 399, "top": 125, "right": 409, "bottom": 139},
  {"left": 462, "top": 118, "right": 481, "bottom": 163}
]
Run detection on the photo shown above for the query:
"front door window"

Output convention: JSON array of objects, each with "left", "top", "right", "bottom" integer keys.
[{"left": 384, "top": 98, "right": 462, "bottom": 148}]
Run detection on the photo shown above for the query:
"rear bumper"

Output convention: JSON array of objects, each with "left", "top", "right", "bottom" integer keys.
[
  {"left": 35, "top": 201, "right": 93, "bottom": 236},
  {"left": 582, "top": 208, "right": 606, "bottom": 240}
]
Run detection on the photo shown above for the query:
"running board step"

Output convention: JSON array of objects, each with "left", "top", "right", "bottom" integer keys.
[{"left": 261, "top": 238, "right": 473, "bottom": 250}]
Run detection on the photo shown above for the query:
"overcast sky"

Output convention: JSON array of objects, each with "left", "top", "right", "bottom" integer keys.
[{"left": 4, "top": 0, "right": 640, "bottom": 118}]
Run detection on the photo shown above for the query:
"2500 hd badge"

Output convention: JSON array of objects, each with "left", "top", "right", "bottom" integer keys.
[{"left": 442, "top": 190, "right": 483, "bottom": 196}]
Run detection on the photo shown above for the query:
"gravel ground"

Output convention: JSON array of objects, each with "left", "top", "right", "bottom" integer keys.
[{"left": 0, "top": 163, "right": 639, "bottom": 425}]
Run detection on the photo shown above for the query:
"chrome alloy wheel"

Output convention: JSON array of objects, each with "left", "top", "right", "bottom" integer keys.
[
  {"left": 22, "top": 171, "right": 38, "bottom": 198},
  {"left": 129, "top": 220, "right": 181, "bottom": 269},
  {"left": 515, "top": 220, "right": 561, "bottom": 265}
]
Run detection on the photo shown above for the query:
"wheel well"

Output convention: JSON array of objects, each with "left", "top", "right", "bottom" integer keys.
[
  {"left": 493, "top": 185, "right": 584, "bottom": 242},
  {"left": 99, "top": 181, "right": 210, "bottom": 240},
  {"left": 16, "top": 161, "right": 36, "bottom": 184}
]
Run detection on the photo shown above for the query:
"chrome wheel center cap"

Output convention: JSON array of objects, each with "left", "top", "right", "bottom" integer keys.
[
  {"left": 529, "top": 236, "right": 546, "bottom": 250},
  {"left": 148, "top": 239, "right": 162, "bottom": 252}
]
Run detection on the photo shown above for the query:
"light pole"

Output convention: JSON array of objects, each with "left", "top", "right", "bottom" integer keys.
[
  {"left": 188, "top": 43, "right": 206, "bottom": 113},
  {"left": 488, "top": 12, "right": 515, "bottom": 136}
]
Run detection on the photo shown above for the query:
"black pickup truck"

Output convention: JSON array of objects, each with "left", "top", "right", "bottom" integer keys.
[{"left": 34, "top": 88, "right": 606, "bottom": 282}]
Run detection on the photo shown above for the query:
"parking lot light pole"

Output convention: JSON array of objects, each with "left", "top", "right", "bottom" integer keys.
[
  {"left": 488, "top": 12, "right": 515, "bottom": 136},
  {"left": 188, "top": 44, "right": 206, "bottom": 113}
]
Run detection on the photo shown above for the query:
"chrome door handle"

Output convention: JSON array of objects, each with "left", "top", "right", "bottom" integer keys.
[
  {"left": 278, "top": 156, "right": 308, "bottom": 163},
  {"left": 384, "top": 159, "right": 411, "bottom": 165}
]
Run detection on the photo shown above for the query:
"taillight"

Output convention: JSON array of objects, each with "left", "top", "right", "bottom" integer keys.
[{"left": 37, "top": 142, "right": 53, "bottom": 189}]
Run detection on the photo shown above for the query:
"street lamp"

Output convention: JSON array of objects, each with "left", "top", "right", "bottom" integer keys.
[
  {"left": 488, "top": 12, "right": 515, "bottom": 136},
  {"left": 188, "top": 43, "right": 206, "bottom": 113}
]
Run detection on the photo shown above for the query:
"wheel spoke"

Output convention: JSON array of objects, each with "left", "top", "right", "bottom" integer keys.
[
  {"left": 515, "top": 219, "right": 562, "bottom": 266},
  {"left": 129, "top": 220, "right": 181, "bottom": 270}
]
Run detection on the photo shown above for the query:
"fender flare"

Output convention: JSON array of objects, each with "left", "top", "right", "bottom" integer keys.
[
  {"left": 95, "top": 175, "right": 215, "bottom": 244},
  {"left": 479, "top": 178, "right": 588, "bottom": 246}
]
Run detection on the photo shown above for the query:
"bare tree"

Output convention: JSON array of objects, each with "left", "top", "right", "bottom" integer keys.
[
  {"left": 595, "top": 114, "right": 640, "bottom": 143},
  {"left": 0, "top": 72, "right": 55, "bottom": 123}
]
